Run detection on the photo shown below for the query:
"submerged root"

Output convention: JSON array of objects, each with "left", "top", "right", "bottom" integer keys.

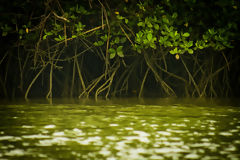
[{"left": 78, "top": 61, "right": 120, "bottom": 100}]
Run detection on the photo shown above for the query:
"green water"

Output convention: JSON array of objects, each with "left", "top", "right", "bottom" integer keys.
[{"left": 0, "top": 98, "right": 240, "bottom": 160}]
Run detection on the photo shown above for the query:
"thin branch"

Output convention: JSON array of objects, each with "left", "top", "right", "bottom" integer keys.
[
  {"left": 119, "top": 24, "right": 134, "bottom": 46},
  {"left": 180, "top": 56, "right": 201, "bottom": 96},
  {"left": 144, "top": 52, "right": 175, "bottom": 96},
  {"left": 25, "top": 63, "right": 49, "bottom": 100},
  {"left": 52, "top": 11, "right": 70, "bottom": 22},
  {"left": 138, "top": 68, "right": 149, "bottom": 98},
  {"left": 221, "top": 51, "right": 230, "bottom": 71}
]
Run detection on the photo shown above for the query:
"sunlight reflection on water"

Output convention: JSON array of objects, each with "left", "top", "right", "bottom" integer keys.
[{"left": 0, "top": 99, "right": 240, "bottom": 159}]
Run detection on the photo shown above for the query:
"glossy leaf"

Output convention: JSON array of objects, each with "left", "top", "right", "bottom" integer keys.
[
  {"left": 117, "top": 46, "right": 123, "bottom": 53},
  {"left": 147, "top": 33, "right": 152, "bottom": 41},
  {"left": 188, "top": 49, "right": 193, "bottom": 54},
  {"left": 154, "top": 24, "right": 159, "bottom": 30},
  {"left": 110, "top": 53, "right": 116, "bottom": 59},
  {"left": 117, "top": 51, "right": 124, "bottom": 57},
  {"left": 183, "top": 32, "right": 190, "bottom": 37}
]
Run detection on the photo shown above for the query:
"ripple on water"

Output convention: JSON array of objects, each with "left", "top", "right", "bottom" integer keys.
[
  {"left": 166, "top": 129, "right": 188, "bottom": 134},
  {"left": 133, "top": 130, "right": 150, "bottom": 137},
  {"left": 4, "top": 149, "right": 26, "bottom": 156},
  {"left": 156, "top": 131, "right": 171, "bottom": 136},
  {"left": 185, "top": 153, "right": 200, "bottom": 159},
  {"left": 124, "top": 136, "right": 150, "bottom": 143},
  {"left": 43, "top": 124, "right": 56, "bottom": 129},
  {"left": 36, "top": 137, "right": 70, "bottom": 146},
  {"left": 162, "top": 141, "right": 184, "bottom": 147},
  {"left": 124, "top": 127, "right": 134, "bottom": 130},
  {"left": 0, "top": 136, "right": 21, "bottom": 141},
  {"left": 219, "top": 132, "right": 233, "bottom": 136},
  {"left": 1, "top": 102, "right": 240, "bottom": 160},
  {"left": 154, "top": 147, "right": 188, "bottom": 154},
  {"left": 76, "top": 136, "right": 102, "bottom": 146},
  {"left": 22, "top": 134, "right": 50, "bottom": 139},
  {"left": 53, "top": 131, "right": 65, "bottom": 136}
]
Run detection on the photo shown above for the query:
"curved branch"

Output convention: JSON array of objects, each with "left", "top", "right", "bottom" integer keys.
[
  {"left": 25, "top": 64, "right": 49, "bottom": 100},
  {"left": 138, "top": 67, "right": 150, "bottom": 98},
  {"left": 144, "top": 52, "right": 175, "bottom": 96},
  {"left": 180, "top": 56, "right": 201, "bottom": 97}
]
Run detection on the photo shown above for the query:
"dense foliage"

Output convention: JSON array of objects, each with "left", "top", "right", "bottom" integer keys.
[{"left": 0, "top": 0, "right": 240, "bottom": 99}]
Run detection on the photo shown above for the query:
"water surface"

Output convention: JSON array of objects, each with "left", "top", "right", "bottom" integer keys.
[{"left": 0, "top": 98, "right": 240, "bottom": 160}]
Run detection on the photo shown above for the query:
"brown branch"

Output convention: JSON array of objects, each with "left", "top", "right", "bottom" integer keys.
[
  {"left": 180, "top": 56, "right": 201, "bottom": 97},
  {"left": 52, "top": 11, "right": 70, "bottom": 22},
  {"left": 138, "top": 68, "right": 150, "bottom": 98},
  {"left": 25, "top": 63, "right": 49, "bottom": 100},
  {"left": 144, "top": 52, "right": 175, "bottom": 96},
  {"left": 119, "top": 24, "right": 134, "bottom": 46}
]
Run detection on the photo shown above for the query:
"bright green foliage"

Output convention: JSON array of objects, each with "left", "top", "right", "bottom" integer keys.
[
  {"left": 131, "top": 2, "right": 236, "bottom": 55},
  {"left": 1, "top": 0, "right": 237, "bottom": 57},
  {"left": 109, "top": 46, "right": 124, "bottom": 59},
  {"left": 0, "top": 0, "right": 237, "bottom": 57},
  {"left": 54, "top": 35, "right": 65, "bottom": 42}
]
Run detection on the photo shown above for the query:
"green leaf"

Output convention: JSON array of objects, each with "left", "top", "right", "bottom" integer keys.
[
  {"left": 208, "top": 28, "right": 216, "bottom": 35},
  {"left": 172, "top": 12, "right": 178, "bottom": 19},
  {"left": 147, "top": 22, "right": 153, "bottom": 28},
  {"left": 93, "top": 42, "right": 98, "bottom": 46},
  {"left": 188, "top": 41, "right": 193, "bottom": 47},
  {"left": 120, "top": 37, "right": 127, "bottom": 43},
  {"left": 100, "top": 35, "right": 108, "bottom": 41},
  {"left": 136, "top": 31, "right": 143, "bottom": 38},
  {"left": 199, "top": 46, "right": 204, "bottom": 49},
  {"left": 115, "top": 37, "right": 120, "bottom": 43},
  {"left": 147, "top": 33, "right": 152, "bottom": 41},
  {"left": 137, "top": 22, "right": 145, "bottom": 27},
  {"left": 58, "top": 35, "right": 63, "bottom": 40},
  {"left": 137, "top": 48, "right": 142, "bottom": 53},
  {"left": 188, "top": 49, "right": 193, "bottom": 54},
  {"left": 170, "top": 48, "right": 178, "bottom": 54},
  {"left": 161, "top": 31, "right": 166, "bottom": 35},
  {"left": 109, "top": 48, "right": 116, "bottom": 59},
  {"left": 110, "top": 52, "right": 116, "bottom": 59},
  {"left": 150, "top": 43, "right": 156, "bottom": 49},
  {"left": 162, "top": 17, "right": 169, "bottom": 24},
  {"left": 117, "top": 51, "right": 124, "bottom": 57},
  {"left": 154, "top": 24, "right": 159, "bottom": 30},
  {"left": 117, "top": 46, "right": 123, "bottom": 53},
  {"left": 143, "top": 39, "right": 148, "bottom": 44},
  {"left": 159, "top": 37, "right": 165, "bottom": 44},
  {"left": 47, "top": 32, "right": 53, "bottom": 36},
  {"left": 183, "top": 32, "right": 190, "bottom": 37},
  {"left": 54, "top": 37, "right": 61, "bottom": 41},
  {"left": 203, "top": 34, "right": 208, "bottom": 40},
  {"left": 170, "top": 31, "right": 175, "bottom": 38},
  {"left": 72, "top": 35, "right": 77, "bottom": 38},
  {"left": 109, "top": 48, "right": 116, "bottom": 54},
  {"left": 117, "top": 15, "right": 124, "bottom": 20},
  {"left": 43, "top": 35, "right": 47, "bottom": 40},
  {"left": 174, "top": 31, "right": 178, "bottom": 36},
  {"left": 165, "top": 41, "right": 172, "bottom": 47},
  {"left": 94, "top": 40, "right": 104, "bottom": 46}
]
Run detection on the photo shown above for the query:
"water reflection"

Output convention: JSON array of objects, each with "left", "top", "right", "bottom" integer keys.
[{"left": 0, "top": 99, "right": 240, "bottom": 159}]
